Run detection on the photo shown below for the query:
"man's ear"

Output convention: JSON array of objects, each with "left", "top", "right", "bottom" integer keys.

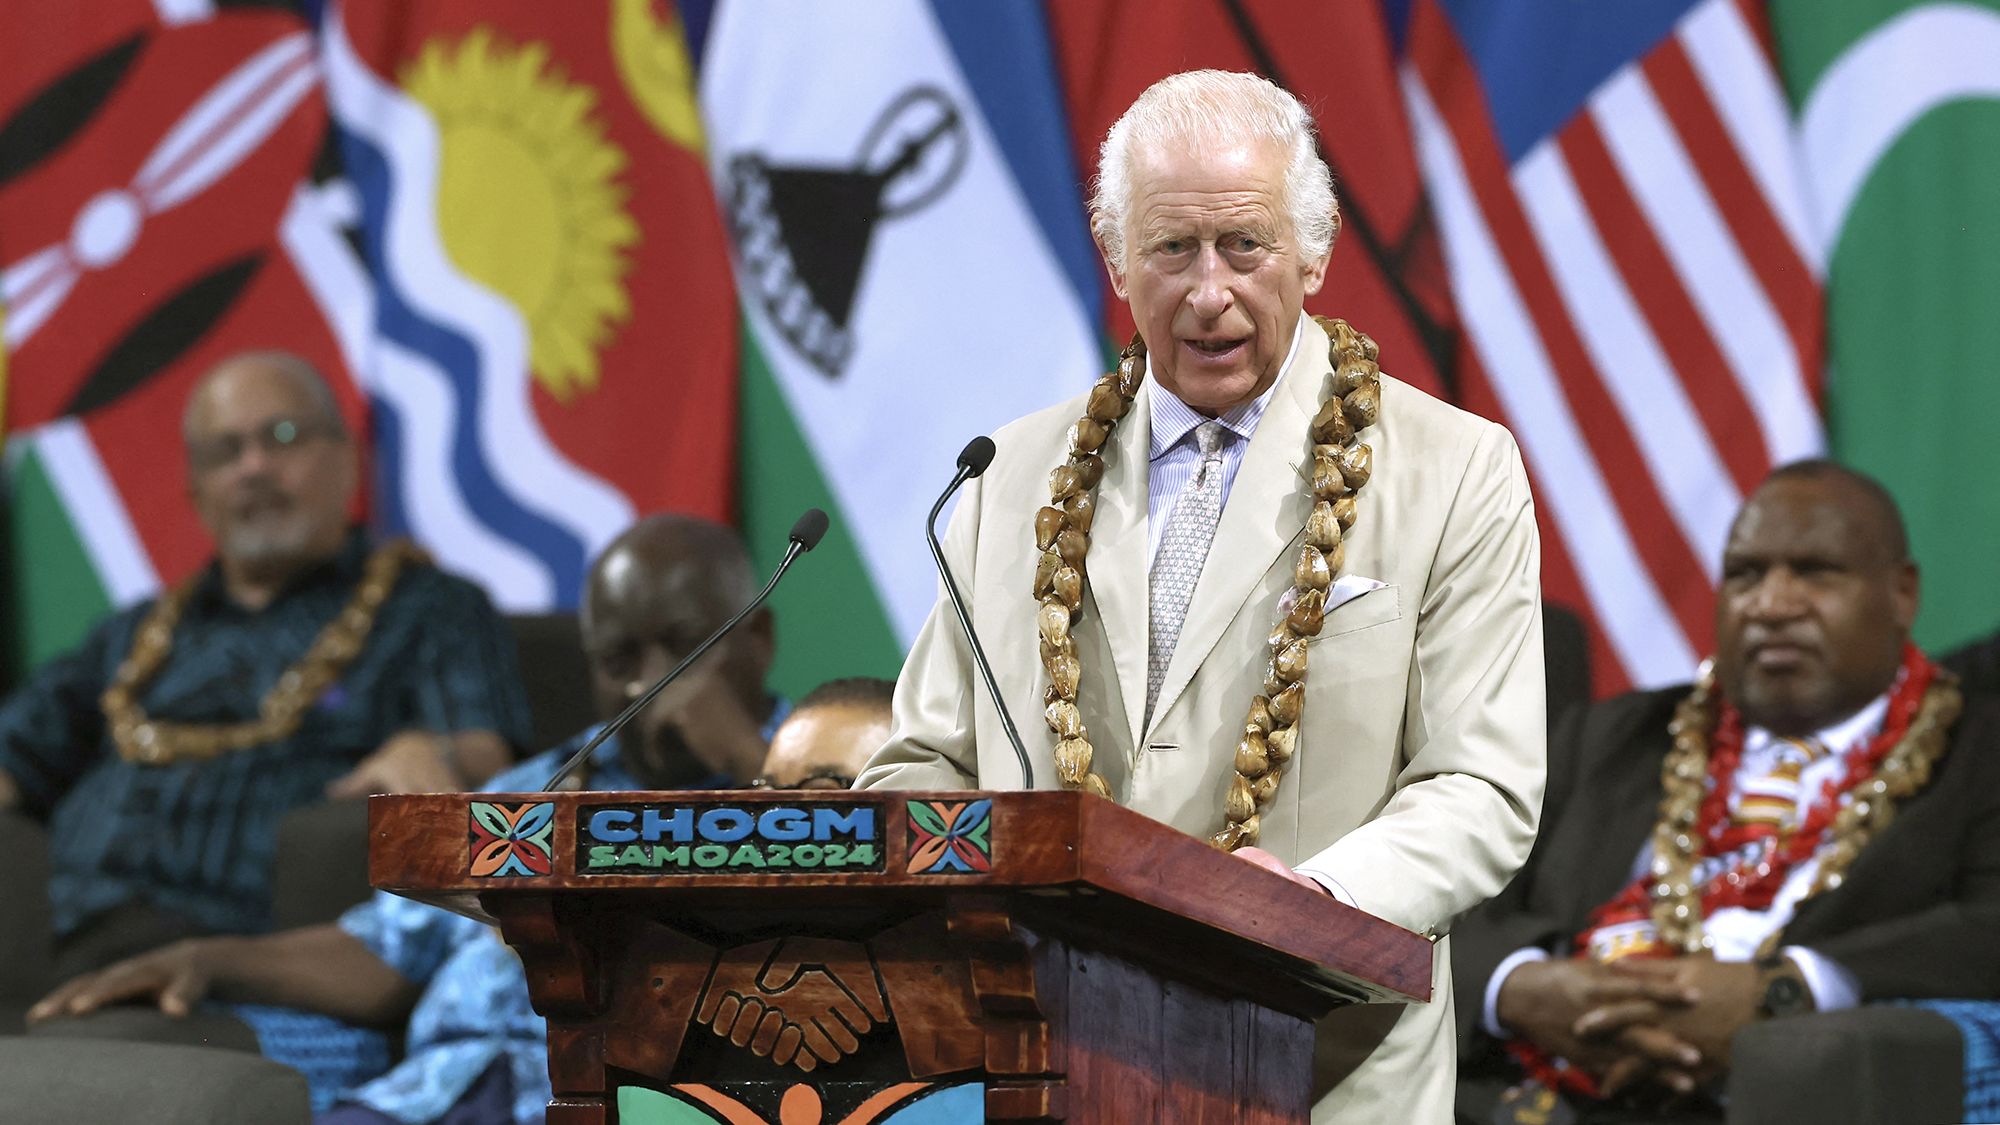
[
  {"left": 1097, "top": 235, "right": 1129, "bottom": 300},
  {"left": 1301, "top": 252, "right": 1330, "bottom": 297},
  {"left": 1892, "top": 560, "right": 1920, "bottom": 633},
  {"left": 745, "top": 607, "right": 777, "bottom": 673}
]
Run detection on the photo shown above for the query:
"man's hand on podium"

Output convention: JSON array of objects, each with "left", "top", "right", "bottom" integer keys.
[
  {"left": 1234, "top": 846, "right": 1334, "bottom": 896},
  {"left": 694, "top": 937, "right": 891, "bottom": 1070}
]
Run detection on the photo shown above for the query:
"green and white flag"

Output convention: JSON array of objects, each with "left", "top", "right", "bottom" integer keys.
[
  {"left": 1776, "top": 0, "right": 2000, "bottom": 651},
  {"left": 698, "top": 1, "right": 1105, "bottom": 695}
]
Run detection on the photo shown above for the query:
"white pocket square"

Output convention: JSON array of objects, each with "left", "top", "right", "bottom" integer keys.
[
  {"left": 1279, "top": 574, "right": 1385, "bottom": 618},
  {"left": 1325, "top": 574, "right": 1387, "bottom": 613}
]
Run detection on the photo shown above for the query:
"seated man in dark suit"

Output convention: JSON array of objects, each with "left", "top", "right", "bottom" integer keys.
[
  {"left": 0, "top": 352, "right": 530, "bottom": 979},
  {"left": 28, "top": 513, "right": 787, "bottom": 1125},
  {"left": 1454, "top": 460, "right": 2000, "bottom": 1122}
]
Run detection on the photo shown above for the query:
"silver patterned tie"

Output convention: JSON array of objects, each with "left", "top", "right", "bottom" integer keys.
[{"left": 1147, "top": 420, "right": 1229, "bottom": 724}]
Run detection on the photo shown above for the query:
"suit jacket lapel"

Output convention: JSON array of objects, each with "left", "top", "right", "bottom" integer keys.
[
  {"left": 1145, "top": 320, "right": 1325, "bottom": 742},
  {"left": 1083, "top": 375, "right": 1152, "bottom": 754}
]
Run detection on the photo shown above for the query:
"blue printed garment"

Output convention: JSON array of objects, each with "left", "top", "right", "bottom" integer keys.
[
  {"left": 238, "top": 707, "right": 784, "bottom": 1124},
  {"left": 1914, "top": 999, "right": 2000, "bottom": 1124}
]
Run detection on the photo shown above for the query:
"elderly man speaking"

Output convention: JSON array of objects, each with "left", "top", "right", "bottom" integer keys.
[{"left": 859, "top": 70, "right": 1546, "bottom": 1120}]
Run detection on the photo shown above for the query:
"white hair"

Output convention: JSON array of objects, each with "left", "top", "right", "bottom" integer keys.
[{"left": 1089, "top": 70, "right": 1339, "bottom": 272}]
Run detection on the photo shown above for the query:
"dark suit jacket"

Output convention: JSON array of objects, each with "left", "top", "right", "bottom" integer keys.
[
  {"left": 1944, "top": 630, "right": 2000, "bottom": 701},
  {"left": 1454, "top": 684, "right": 2000, "bottom": 1067}
]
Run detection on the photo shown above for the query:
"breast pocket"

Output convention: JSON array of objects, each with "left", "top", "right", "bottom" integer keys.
[{"left": 1317, "top": 583, "right": 1403, "bottom": 639}]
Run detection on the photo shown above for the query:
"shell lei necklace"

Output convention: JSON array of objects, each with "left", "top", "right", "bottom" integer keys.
[
  {"left": 1031, "top": 316, "right": 1385, "bottom": 851},
  {"left": 102, "top": 539, "right": 426, "bottom": 766},
  {"left": 1643, "top": 644, "right": 1958, "bottom": 954}
]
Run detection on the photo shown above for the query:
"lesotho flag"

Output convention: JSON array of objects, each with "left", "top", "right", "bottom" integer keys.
[
  {"left": 688, "top": 0, "right": 1105, "bottom": 692},
  {"left": 309, "top": 0, "right": 738, "bottom": 611}
]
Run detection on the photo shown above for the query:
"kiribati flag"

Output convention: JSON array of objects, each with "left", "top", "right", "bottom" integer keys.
[{"left": 311, "top": 0, "right": 737, "bottom": 610}]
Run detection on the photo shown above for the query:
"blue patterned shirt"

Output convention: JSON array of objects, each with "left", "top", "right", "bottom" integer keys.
[
  {"left": 244, "top": 709, "right": 786, "bottom": 1123},
  {"left": 0, "top": 530, "right": 532, "bottom": 939}
]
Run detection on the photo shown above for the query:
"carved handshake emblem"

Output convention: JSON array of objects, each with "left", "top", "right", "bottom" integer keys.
[{"left": 692, "top": 937, "right": 891, "bottom": 1070}]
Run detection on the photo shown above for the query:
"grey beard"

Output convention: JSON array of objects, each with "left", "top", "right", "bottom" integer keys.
[{"left": 221, "top": 515, "right": 319, "bottom": 566}]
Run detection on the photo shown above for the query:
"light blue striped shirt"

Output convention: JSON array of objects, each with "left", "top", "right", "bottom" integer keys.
[{"left": 1147, "top": 319, "right": 1304, "bottom": 564}]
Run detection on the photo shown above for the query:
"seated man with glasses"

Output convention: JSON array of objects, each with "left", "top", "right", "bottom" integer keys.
[
  {"left": 753, "top": 677, "right": 895, "bottom": 791},
  {"left": 0, "top": 350, "right": 532, "bottom": 978},
  {"left": 29, "top": 514, "right": 787, "bottom": 1125}
]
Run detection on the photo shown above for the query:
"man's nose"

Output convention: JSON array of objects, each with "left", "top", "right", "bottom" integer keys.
[
  {"left": 1746, "top": 567, "right": 1808, "bottom": 619},
  {"left": 1186, "top": 246, "right": 1233, "bottom": 319},
  {"left": 635, "top": 644, "right": 676, "bottom": 689},
  {"left": 229, "top": 440, "right": 277, "bottom": 480}
]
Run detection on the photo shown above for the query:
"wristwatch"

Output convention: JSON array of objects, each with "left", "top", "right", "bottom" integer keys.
[{"left": 1755, "top": 954, "right": 1814, "bottom": 1019}]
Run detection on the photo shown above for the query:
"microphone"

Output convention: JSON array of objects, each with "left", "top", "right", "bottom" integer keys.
[
  {"left": 926, "top": 436, "right": 1035, "bottom": 788},
  {"left": 541, "top": 509, "right": 830, "bottom": 792}
]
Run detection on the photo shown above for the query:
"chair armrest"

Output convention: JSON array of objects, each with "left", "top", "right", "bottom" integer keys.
[
  {"left": 0, "top": 1037, "right": 307, "bottom": 1123},
  {"left": 272, "top": 800, "right": 373, "bottom": 931},
  {"left": 1727, "top": 1005, "right": 1964, "bottom": 1125},
  {"left": 0, "top": 812, "right": 55, "bottom": 1009}
]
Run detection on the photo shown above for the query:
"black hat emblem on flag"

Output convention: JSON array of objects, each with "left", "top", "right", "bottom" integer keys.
[{"left": 724, "top": 86, "right": 970, "bottom": 378}]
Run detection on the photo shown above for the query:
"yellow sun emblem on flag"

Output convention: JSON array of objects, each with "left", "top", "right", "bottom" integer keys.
[{"left": 402, "top": 29, "right": 638, "bottom": 401}]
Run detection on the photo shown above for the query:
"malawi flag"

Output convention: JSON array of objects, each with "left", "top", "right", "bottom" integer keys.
[{"left": 1771, "top": 0, "right": 2000, "bottom": 654}]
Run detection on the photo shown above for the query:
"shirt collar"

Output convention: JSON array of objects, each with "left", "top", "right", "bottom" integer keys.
[
  {"left": 1148, "top": 316, "right": 1303, "bottom": 461},
  {"left": 1742, "top": 692, "right": 1891, "bottom": 759}
]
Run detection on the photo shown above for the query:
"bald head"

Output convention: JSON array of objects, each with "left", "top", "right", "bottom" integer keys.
[
  {"left": 183, "top": 351, "right": 347, "bottom": 447},
  {"left": 582, "top": 515, "right": 756, "bottom": 641},
  {"left": 758, "top": 678, "right": 895, "bottom": 790},
  {"left": 1754, "top": 459, "right": 1909, "bottom": 565}
]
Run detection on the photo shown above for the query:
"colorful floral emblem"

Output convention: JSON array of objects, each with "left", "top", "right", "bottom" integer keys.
[
  {"left": 468, "top": 801, "right": 556, "bottom": 877},
  {"left": 905, "top": 799, "right": 992, "bottom": 875}
]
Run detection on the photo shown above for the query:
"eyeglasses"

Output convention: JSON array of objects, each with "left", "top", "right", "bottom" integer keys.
[
  {"left": 188, "top": 417, "right": 342, "bottom": 473},
  {"left": 749, "top": 769, "right": 859, "bottom": 791}
]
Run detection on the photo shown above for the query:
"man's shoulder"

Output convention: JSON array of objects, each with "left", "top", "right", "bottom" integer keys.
[
  {"left": 1377, "top": 374, "right": 1515, "bottom": 458},
  {"left": 482, "top": 746, "right": 566, "bottom": 792},
  {"left": 991, "top": 389, "right": 1095, "bottom": 452},
  {"left": 977, "top": 387, "right": 1101, "bottom": 495},
  {"left": 1592, "top": 683, "right": 1690, "bottom": 723},
  {"left": 1571, "top": 684, "right": 1688, "bottom": 759},
  {"left": 1944, "top": 688, "right": 2000, "bottom": 766},
  {"left": 382, "top": 552, "right": 505, "bottom": 619}
]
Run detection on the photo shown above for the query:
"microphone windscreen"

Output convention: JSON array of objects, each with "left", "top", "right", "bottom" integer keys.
[
  {"left": 790, "top": 508, "right": 830, "bottom": 551},
  {"left": 957, "top": 436, "right": 997, "bottom": 477}
]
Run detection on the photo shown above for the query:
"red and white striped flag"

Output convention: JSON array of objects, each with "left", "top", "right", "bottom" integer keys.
[{"left": 1397, "top": 0, "right": 1824, "bottom": 693}]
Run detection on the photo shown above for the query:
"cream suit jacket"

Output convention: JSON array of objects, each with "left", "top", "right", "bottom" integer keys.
[{"left": 859, "top": 317, "right": 1546, "bottom": 1123}]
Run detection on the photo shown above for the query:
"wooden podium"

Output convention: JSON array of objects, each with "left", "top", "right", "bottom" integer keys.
[{"left": 369, "top": 789, "right": 1430, "bottom": 1124}]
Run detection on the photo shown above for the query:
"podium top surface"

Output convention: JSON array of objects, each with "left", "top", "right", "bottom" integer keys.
[{"left": 369, "top": 788, "right": 1432, "bottom": 1006}]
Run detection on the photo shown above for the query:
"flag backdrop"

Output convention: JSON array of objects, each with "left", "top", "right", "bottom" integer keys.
[
  {"left": 2, "top": 1, "right": 353, "bottom": 681},
  {"left": 5, "top": 0, "right": 1998, "bottom": 703},
  {"left": 1769, "top": 0, "right": 2000, "bottom": 659},
  {"left": 689, "top": 0, "right": 1103, "bottom": 694}
]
